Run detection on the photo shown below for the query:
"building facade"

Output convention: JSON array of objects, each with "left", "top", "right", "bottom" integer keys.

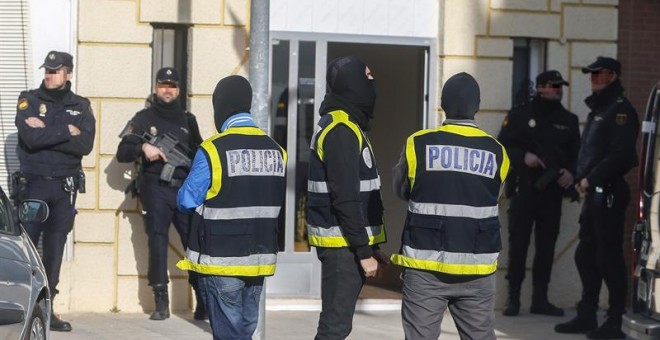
[{"left": 1, "top": 0, "right": 657, "bottom": 314}]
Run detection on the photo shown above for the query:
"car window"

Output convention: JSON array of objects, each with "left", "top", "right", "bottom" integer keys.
[{"left": 0, "top": 196, "right": 14, "bottom": 234}]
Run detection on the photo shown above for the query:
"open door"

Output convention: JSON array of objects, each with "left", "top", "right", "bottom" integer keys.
[{"left": 267, "top": 34, "right": 433, "bottom": 298}]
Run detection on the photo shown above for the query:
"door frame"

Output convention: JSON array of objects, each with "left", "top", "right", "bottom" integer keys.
[{"left": 267, "top": 31, "right": 437, "bottom": 297}]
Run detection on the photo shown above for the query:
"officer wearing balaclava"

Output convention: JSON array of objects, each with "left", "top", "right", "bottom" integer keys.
[
  {"left": 391, "top": 72, "right": 510, "bottom": 340},
  {"left": 177, "top": 75, "right": 287, "bottom": 340},
  {"left": 307, "top": 56, "right": 389, "bottom": 340}
]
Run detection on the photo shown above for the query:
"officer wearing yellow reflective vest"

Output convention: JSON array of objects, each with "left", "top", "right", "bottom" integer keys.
[
  {"left": 391, "top": 72, "right": 510, "bottom": 340},
  {"left": 308, "top": 56, "right": 389, "bottom": 340},
  {"left": 176, "top": 75, "right": 287, "bottom": 340}
]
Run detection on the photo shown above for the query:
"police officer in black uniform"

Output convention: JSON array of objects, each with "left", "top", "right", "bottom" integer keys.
[
  {"left": 116, "top": 67, "right": 204, "bottom": 321},
  {"left": 498, "top": 70, "right": 580, "bottom": 317},
  {"left": 555, "top": 57, "right": 638, "bottom": 340},
  {"left": 15, "top": 50, "right": 96, "bottom": 332}
]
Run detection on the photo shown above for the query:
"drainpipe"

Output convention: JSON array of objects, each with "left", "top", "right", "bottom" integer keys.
[
  {"left": 249, "top": 0, "right": 270, "bottom": 134},
  {"left": 248, "top": 1, "right": 269, "bottom": 339}
]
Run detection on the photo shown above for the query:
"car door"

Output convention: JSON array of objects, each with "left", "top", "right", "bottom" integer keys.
[{"left": 0, "top": 192, "right": 31, "bottom": 339}]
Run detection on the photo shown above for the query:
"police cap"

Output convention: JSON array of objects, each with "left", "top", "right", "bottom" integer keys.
[
  {"left": 581, "top": 56, "right": 621, "bottom": 76},
  {"left": 155, "top": 67, "right": 180, "bottom": 86},
  {"left": 536, "top": 70, "right": 569, "bottom": 86},
  {"left": 40, "top": 51, "right": 74, "bottom": 71}
]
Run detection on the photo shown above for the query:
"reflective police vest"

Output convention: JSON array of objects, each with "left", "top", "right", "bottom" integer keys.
[
  {"left": 176, "top": 127, "right": 287, "bottom": 277},
  {"left": 390, "top": 124, "right": 510, "bottom": 275},
  {"left": 306, "top": 110, "right": 385, "bottom": 248}
]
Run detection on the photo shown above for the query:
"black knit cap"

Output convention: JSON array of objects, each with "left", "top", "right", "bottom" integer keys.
[
  {"left": 441, "top": 72, "right": 481, "bottom": 120},
  {"left": 212, "top": 75, "right": 252, "bottom": 131}
]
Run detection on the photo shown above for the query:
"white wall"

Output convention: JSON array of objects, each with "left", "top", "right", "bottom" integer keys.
[{"left": 29, "top": 0, "right": 76, "bottom": 89}]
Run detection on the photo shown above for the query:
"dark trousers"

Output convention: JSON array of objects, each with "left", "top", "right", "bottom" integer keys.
[
  {"left": 506, "top": 186, "right": 563, "bottom": 290},
  {"left": 22, "top": 178, "right": 77, "bottom": 296},
  {"left": 139, "top": 182, "right": 192, "bottom": 286},
  {"left": 401, "top": 269, "right": 496, "bottom": 340},
  {"left": 315, "top": 247, "right": 365, "bottom": 340},
  {"left": 575, "top": 180, "right": 629, "bottom": 317}
]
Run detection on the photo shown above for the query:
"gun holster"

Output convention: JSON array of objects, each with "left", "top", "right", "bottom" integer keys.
[
  {"left": 76, "top": 170, "right": 86, "bottom": 194},
  {"left": 9, "top": 171, "right": 28, "bottom": 203}
]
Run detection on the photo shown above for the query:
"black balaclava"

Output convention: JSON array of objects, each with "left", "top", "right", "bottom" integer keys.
[
  {"left": 326, "top": 55, "right": 376, "bottom": 118},
  {"left": 441, "top": 72, "right": 480, "bottom": 120},
  {"left": 212, "top": 75, "right": 252, "bottom": 131}
]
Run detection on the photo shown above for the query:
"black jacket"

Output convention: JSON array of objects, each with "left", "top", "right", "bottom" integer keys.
[
  {"left": 498, "top": 96, "right": 580, "bottom": 192},
  {"left": 313, "top": 94, "right": 377, "bottom": 259},
  {"left": 116, "top": 99, "right": 203, "bottom": 181},
  {"left": 576, "top": 80, "right": 639, "bottom": 186},
  {"left": 15, "top": 81, "right": 96, "bottom": 177}
]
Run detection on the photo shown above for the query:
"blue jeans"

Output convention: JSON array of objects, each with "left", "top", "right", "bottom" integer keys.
[{"left": 198, "top": 275, "right": 264, "bottom": 340}]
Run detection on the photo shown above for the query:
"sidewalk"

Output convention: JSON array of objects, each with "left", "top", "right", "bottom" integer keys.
[{"left": 50, "top": 307, "right": 590, "bottom": 340}]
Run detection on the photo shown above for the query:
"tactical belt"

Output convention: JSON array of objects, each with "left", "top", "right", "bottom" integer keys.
[{"left": 22, "top": 174, "right": 70, "bottom": 181}]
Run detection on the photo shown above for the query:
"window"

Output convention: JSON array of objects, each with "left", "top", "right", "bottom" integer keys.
[
  {"left": 511, "top": 38, "right": 546, "bottom": 107},
  {"left": 152, "top": 24, "right": 189, "bottom": 110}
]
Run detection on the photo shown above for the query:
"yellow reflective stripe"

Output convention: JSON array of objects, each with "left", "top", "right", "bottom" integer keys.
[
  {"left": 316, "top": 110, "right": 363, "bottom": 161},
  {"left": 307, "top": 225, "right": 386, "bottom": 247},
  {"left": 308, "top": 233, "right": 386, "bottom": 247},
  {"left": 390, "top": 254, "right": 498, "bottom": 275},
  {"left": 177, "top": 259, "right": 275, "bottom": 277},
  {"left": 405, "top": 129, "right": 436, "bottom": 189},
  {"left": 201, "top": 127, "right": 287, "bottom": 200},
  {"left": 201, "top": 139, "right": 223, "bottom": 200},
  {"left": 406, "top": 125, "right": 509, "bottom": 187},
  {"left": 499, "top": 143, "right": 510, "bottom": 183}
]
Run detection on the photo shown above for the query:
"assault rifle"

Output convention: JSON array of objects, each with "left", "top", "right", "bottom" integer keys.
[
  {"left": 141, "top": 132, "right": 192, "bottom": 183},
  {"left": 118, "top": 121, "right": 192, "bottom": 184}
]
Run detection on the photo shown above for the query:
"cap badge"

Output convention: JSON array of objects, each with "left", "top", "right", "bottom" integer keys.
[
  {"left": 616, "top": 113, "right": 627, "bottom": 126},
  {"left": 528, "top": 118, "right": 536, "bottom": 128},
  {"left": 39, "top": 103, "right": 47, "bottom": 116},
  {"left": 150, "top": 126, "right": 158, "bottom": 136},
  {"left": 48, "top": 53, "right": 55, "bottom": 60},
  {"left": 166, "top": 69, "right": 172, "bottom": 75},
  {"left": 18, "top": 98, "right": 28, "bottom": 110}
]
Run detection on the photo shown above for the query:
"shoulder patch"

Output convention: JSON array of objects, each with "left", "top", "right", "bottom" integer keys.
[
  {"left": 615, "top": 113, "right": 627, "bottom": 126},
  {"left": 18, "top": 98, "right": 28, "bottom": 110}
]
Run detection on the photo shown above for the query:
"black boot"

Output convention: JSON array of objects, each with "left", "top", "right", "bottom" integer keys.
[
  {"left": 502, "top": 287, "right": 520, "bottom": 316},
  {"left": 49, "top": 295, "right": 72, "bottom": 332},
  {"left": 193, "top": 287, "right": 207, "bottom": 320},
  {"left": 555, "top": 305, "right": 597, "bottom": 334},
  {"left": 530, "top": 286, "right": 564, "bottom": 316},
  {"left": 50, "top": 309, "right": 72, "bottom": 332},
  {"left": 150, "top": 284, "right": 170, "bottom": 320},
  {"left": 586, "top": 315, "right": 625, "bottom": 339}
]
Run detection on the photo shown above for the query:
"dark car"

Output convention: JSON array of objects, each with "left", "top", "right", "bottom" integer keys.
[
  {"left": 0, "top": 186, "right": 51, "bottom": 340},
  {"left": 624, "top": 82, "right": 660, "bottom": 339}
]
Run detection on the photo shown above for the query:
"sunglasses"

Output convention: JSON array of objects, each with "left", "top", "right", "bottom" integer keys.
[{"left": 45, "top": 69, "right": 60, "bottom": 74}]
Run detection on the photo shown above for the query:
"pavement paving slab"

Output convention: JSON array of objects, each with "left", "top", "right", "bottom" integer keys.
[{"left": 50, "top": 308, "right": 592, "bottom": 340}]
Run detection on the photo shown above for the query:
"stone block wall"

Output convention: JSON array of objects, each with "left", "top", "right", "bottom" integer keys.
[
  {"left": 437, "top": 0, "right": 619, "bottom": 310},
  {"left": 56, "top": 0, "right": 249, "bottom": 314}
]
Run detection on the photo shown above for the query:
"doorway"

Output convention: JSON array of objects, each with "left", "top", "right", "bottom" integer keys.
[{"left": 267, "top": 35, "right": 432, "bottom": 298}]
